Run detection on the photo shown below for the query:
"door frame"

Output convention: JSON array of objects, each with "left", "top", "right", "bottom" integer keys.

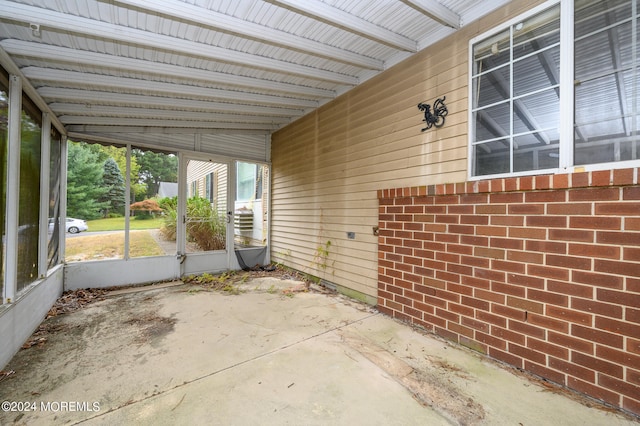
[{"left": 179, "top": 153, "right": 235, "bottom": 276}]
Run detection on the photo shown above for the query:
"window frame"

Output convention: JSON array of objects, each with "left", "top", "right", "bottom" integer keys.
[{"left": 468, "top": 0, "right": 640, "bottom": 180}]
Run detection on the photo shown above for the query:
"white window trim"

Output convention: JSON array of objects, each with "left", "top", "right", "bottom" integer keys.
[{"left": 468, "top": 0, "right": 640, "bottom": 181}]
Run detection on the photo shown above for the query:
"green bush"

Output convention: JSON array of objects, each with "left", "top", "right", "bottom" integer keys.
[{"left": 160, "top": 196, "right": 225, "bottom": 250}]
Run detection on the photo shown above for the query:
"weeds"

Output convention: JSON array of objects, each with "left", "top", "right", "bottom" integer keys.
[{"left": 183, "top": 271, "right": 246, "bottom": 295}]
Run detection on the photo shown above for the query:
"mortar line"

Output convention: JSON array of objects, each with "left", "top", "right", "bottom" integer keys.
[{"left": 74, "top": 311, "right": 380, "bottom": 424}]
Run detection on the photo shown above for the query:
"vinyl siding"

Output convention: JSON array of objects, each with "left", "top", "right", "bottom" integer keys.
[{"left": 271, "top": 0, "right": 546, "bottom": 298}]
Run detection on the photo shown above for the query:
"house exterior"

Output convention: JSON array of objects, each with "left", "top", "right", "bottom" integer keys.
[
  {"left": 271, "top": 0, "right": 640, "bottom": 416},
  {"left": 0, "top": 0, "right": 638, "bottom": 418}
]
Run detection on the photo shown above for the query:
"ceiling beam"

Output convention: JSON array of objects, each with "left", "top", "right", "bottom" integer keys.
[
  {"left": 22, "top": 67, "right": 319, "bottom": 109},
  {"left": 61, "top": 117, "right": 280, "bottom": 130},
  {"left": 400, "top": 0, "right": 460, "bottom": 28},
  {"left": 51, "top": 104, "right": 291, "bottom": 124},
  {"left": 0, "top": 2, "right": 358, "bottom": 84},
  {"left": 66, "top": 122, "right": 278, "bottom": 132},
  {"left": 1, "top": 40, "right": 335, "bottom": 99},
  {"left": 37, "top": 88, "right": 305, "bottom": 117},
  {"left": 113, "top": 0, "right": 383, "bottom": 70},
  {"left": 269, "top": 0, "right": 417, "bottom": 52}
]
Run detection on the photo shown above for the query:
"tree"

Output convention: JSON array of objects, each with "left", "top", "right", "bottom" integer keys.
[
  {"left": 100, "top": 158, "right": 126, "bottom": 217},
  {"left": 134, "top": 149, "right": 178, "bottom": 199},
  {"left": 66, "top": 142, "right": 110, "bottom": 220}
]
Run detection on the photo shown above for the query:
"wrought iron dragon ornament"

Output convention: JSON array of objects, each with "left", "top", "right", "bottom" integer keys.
[{"left": 418, "top": 96, "right": 448, "bottom": 131}]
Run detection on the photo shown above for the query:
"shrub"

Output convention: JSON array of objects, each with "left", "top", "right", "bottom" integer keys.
[{"left": 159, "top": 196, "right": 225, "bottom": 250}]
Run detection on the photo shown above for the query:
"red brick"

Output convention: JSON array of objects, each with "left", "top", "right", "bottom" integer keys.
[
  {"left": 510, "top": 227, "right": 547, "bottom": 240},
  {"left": 571, "top": 172, "right": 589, "bottom": 187},
  {"left": 474, "top": 268, "right": 505, "bottom": 282},
  {"left": 509, "top": 343, "right": 546, "bottom": 364},
  {"left": 448, "top": 224, "right": 475, "bottom": 235},
  {"left": 525, "top": 191, "right": 566, "bottom": 202},
  {"left": 477, "top": 225, "right": 508, "bottom": 236},
  {"left": 492, "top": 325, "right": 526, "bottom": 345},
  {"left": 509, "top": 203, "right": 544, "bottom": 214},
  {"left": 525, "top": 240, "right": 566, "bottom": 254},
  {"left": 572, "top": 325, "right": 624, "bottom": 349},
  {"left": 492, "top": 259, "right": 526, "bottom": 274},
  {"left": 475, "top": 289, "right": 505, "bottom": 304},
  {"left": 505, "top": 177, "right": 518, "bottom": 192},
  {"left": 548, "top": 330, "right": 594, "bottom": 353},
  {"left": 490, "top": 237, "right": 524, "bottom": 250},
  {"left": 476, "top": 204, "right": 505, "bottom": 214},
  {"left": 527, "top": 288, "right": 568, "bottom": 306},
  {"left": 549, "top": 356, "right": 595, "bottom": 382},
  {"left": 597, "top": 230, "right": 640, "bottom": 248},
  {"left": 595, "top": 259, "right": 640, "bottom": 276},
  {"left": 595, "top": 316, "right": 640, "bottom": 338},
  {"left": 460, "top": 235, "right": 489, "bottom": 246},
  {"left": 591, "top": 170, "right": 612, "bottom": 186},
  {"left": 598, "top": 375, "right": 640, "bottom": 401},
  {"left": 567, "top": 377, "right": 620, "bottom": 407},
  {"left": 490, "top": 192, "right": 524, "bottom": 204},
  {"left": 613, "top": 168, "right": 634, "bottom": 186},
  {"left": 572, "top": 270, "right": 623, "bottom": 289},
  {"left": 449, "top": 322, "right": 474, "bottom": 339},
  {"left": 547, "top": 305, "right": 593, "bottom": 325},
  {"left": 546, "top": 254, "right": 592, "bottom": 270},
  {"left": 571, "top": 298, "right": 623, "bottom": 319},
  {"left": 460, "top": 255, "right": 490, "bottom": 268},
  {"left": 547, "top": 280, "right": 593, "bottom": 298},
  {"left": 506, "top": 296, "right": 544, "bottom": 314},
  {"left": 475, "top": 331, "right": 506, "bottom": 349},
  {"left": 624, "top": 247, "right": 640, "bottom": 262},
  {"left": 552, "top": 173, "right": 570, "bottom": 189},
  {"left": 623, "top": 186, "right": 640, "bottom": 200},
  {"left": 596, "top": 345, "right": 640, "bottom": 370},
  {"left": 492, "top": 280, "right": 526, "bottom": 297},
  {"left": 570, "top": 216, "right": 621, "bottom": 230},
  {"left": 527, "top": 264, "right": 570, "bottom": 281},
  {"left": 474, "top": 247, "right": 505, "bottom": 259},
  {"left": 462, "top": 295, "right": 490, "bottom": 311},
  {"left": 477, "top": 310, "right": 507, "bottom": 327},
  {"left": 572, "top": 352, "right": 623, "bottom": 378},
  {"left": 568, "top": 243, "right": 620, "bottom": 259},
  {"left": 507, "top": 250, "right": 544, "bottom": 264},
  {"left": 534, "top": 175, "right": 551, "bottom": 190},
  {"left": 628, "top": 308, "right": 640, "bottom": 325},
  {"left": 488, "top": 347, "right": 523, "bottom": 368},
  {"left": 547, "top": 202, "right": 592, "bottom": 215},
  {"left": 423, "top": 312, "right": 446, "bottom": 328},
  {"left": 527, "top": 215, "right": 567, "bottom": 228},
  {"left": 527, "top": 312, "right": 569, "bottom": 333},
  {"left": 527, "top": 337, "right": 569, "bottom": 360},
  {"left": 519, "top": 176, "right": 533, "bottom": 191},
  {"left": 596, "top": 202, "right": 640, "bottom": 216},
  {"left": 597, "top": 288, "right": 640, "bottom": 307},
  {"left": 460, "top": 215, "right": 488, "bottom": 225},
  {"left": 449, "top": 205, "right": 474, "bottom": 214},
  {"left": 629, "top": 278, "right": 640, "bottom": 293},
  {"left": 509, "top": 319, "right": 546, "bottom": 338},
  {"left": 507, "top": 274, "right": 544, "bottom": 289},
  {"left": 626, "top": 217, "right": 640, "bottom": 230},
  {"left": 461, "top": 316, "right": 490, "bottom": 332},
  {"left": 491, "top": 215, "right": 524, "bottom": 226},
  {"left": 569, "top": 187, "right": 619, "bottom": 202},
  {"left": 492, "top": 304, "right": 527, "bottom": 321},
  {"left": 549, "top": 229, "right": 594, "bottom": 243}
]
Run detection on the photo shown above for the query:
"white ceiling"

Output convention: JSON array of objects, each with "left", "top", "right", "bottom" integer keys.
[{"left": 0, "top": 0, "right": 510, "bottom": 157}]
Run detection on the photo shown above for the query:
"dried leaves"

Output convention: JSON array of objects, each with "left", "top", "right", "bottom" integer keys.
[{"left": 46, "top": 288, "right": 107, "bottom": 318}]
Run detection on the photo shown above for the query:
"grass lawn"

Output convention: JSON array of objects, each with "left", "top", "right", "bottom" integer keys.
[
  {"left": 86, "top": 217, "right": 164, "bottom": 231},
  {"left": 65, "top": 230, "right": 166, "bottom": 261}
]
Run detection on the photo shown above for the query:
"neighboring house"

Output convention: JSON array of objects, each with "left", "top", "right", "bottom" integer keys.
[{"left": 157, "top": 182, "right": 178, "bottom": 199}]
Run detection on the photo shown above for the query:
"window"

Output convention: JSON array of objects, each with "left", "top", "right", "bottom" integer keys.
[
  {"left": 470, "top": 0, "right": 640, "bottom": 177},
  {"left": 17, "top": 92, "right": 41, "bottom": 290},
  {"left": 237, "top": 162, "right": 257, "bottom": 202},
  {"left": 205, "top": 172, "right": 216, "bottom": 204}
]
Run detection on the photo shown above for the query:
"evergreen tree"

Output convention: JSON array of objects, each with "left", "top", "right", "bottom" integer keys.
[
  {"left": 134, "top": 150, "right": 178, "bottom": 199},
  {"left": 66, "top": 142, "right": 109, "bottom": 220},
  {"left": 100, "top": 158, "right": 126, "bottom": 217}
]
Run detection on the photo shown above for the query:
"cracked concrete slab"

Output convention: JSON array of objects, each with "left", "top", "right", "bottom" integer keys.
[{"left": 0, "top": 278, "right": 636, "bottom": 425}]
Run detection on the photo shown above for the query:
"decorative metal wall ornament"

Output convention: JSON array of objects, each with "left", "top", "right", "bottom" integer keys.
[{"left": 417, "top": 96, "right": 448, "bottom": 131}]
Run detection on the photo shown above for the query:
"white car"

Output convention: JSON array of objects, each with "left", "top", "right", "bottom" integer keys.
[{"left": 49, "top": 218, "right": 89, "bottom": 234}]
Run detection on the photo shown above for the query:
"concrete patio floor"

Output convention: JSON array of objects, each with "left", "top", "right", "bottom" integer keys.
[{"left": 0, "top": 276, "right": 637, "bottom": 425}]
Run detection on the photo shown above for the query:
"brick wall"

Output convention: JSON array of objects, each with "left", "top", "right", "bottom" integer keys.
[{"left": 377, "top": 168, "right": 640, "bottom": 417}]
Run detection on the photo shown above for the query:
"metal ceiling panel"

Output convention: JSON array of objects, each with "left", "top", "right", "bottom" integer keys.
[{"left": 0, "top": 0, "right": 511, "bottom": 159}]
